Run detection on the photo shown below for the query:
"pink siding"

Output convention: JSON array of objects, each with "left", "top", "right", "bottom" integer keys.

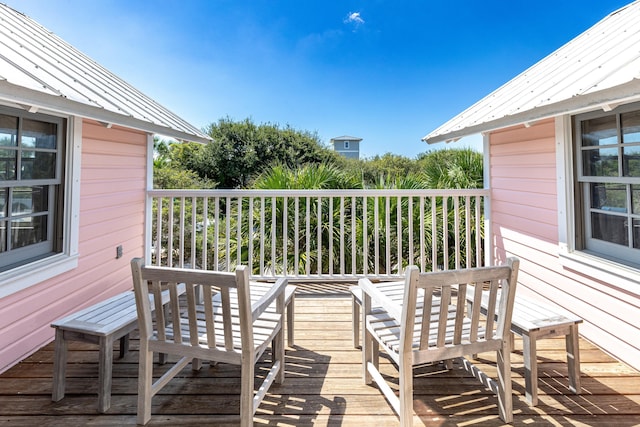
[
  {"left": 490, "top": 119, "right": 640, "bottom": 371},
  {"left": 0, "top": 120, "right": 147, "bottom": 373}
]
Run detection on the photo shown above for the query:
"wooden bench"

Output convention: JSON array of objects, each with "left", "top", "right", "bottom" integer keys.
[
  {"left": 467, "top": 288, "right": 583, "bottom": 406},
  {"left": 51, "top": 283, "right": 186, "bottom": 412},
  {"left": 51, "top": 291, "right": 140, "bottom": 413}
]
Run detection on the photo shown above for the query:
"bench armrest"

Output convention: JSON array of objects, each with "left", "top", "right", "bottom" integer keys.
[
  {"left": 251, "top": 277, "right": 288, "bottom": 322},
  {"left": 358, "top": 278, "right": 403, "bottom": 322}
]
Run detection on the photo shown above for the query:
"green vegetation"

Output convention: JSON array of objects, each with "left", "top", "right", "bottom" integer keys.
[{"left": 154, "top": 117, "right": 483, "bottom": 190}]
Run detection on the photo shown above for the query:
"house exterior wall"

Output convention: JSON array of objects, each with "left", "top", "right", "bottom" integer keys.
[
  {"left": 333, "top": 140, "right": 360, "bottom": 159},
  {"left": 0, "top": 119, "right": 147, "bottom": 374},
  {"left": 489, "top": 119, "right": 640, "bottom": 371}
]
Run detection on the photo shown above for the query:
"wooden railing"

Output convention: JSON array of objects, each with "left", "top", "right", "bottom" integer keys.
[{"left": 146, "top": 189, "right": 489, "bottom": 281}]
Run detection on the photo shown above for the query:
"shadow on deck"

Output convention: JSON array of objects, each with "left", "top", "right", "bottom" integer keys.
[{"left": 1, "top": 285, "right": 639, "bottom": 426}]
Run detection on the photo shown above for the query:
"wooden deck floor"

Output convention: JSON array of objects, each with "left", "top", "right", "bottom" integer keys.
[{"left": 1, "top": 288, "right": 639, "bottom": 426}]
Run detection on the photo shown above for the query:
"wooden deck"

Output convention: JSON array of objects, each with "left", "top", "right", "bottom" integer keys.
[{"left": 1, "top": 286, "right": 639, "bottom": 426}]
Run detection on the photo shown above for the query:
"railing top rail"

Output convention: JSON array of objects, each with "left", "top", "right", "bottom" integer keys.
[{"left": 148, "top": 188, "right": 490, "bottom": 198}]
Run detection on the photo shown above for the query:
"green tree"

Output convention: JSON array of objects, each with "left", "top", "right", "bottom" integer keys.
[
  {"left": 152, "top": 138, "right": 213, "bottom": 189},
  {"left": 191, "top": 118, "right": 345, "bottom": 188}
]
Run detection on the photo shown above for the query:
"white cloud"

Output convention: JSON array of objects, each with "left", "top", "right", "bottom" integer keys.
[{"left": 344, "top": 11, "right": 364, "bottom": 27}]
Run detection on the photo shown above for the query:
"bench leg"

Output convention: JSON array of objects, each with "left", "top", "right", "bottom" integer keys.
[
  {"left": 522, "top": 333, "right": 538, "bottom": 406},
  {"left": 98, "top": 336, "right": 114, "bottom": 413},
  {"left": 566, "top": 324, "right": 581, "bottom": 395},
  {"left": 352, "top": 294, "right": 360, "bottom": 348},
  {"left": 287, "top": 294, "right": 295, "bottom": 347},
  {"left": 52, "top": 329, "right": 67, "bottom": 402}
]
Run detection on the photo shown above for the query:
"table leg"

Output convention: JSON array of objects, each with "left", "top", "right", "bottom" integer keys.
[
  {"left": 566, "top": 324, "right": 581, "bottom": 394},
  {"left": 98, "top": 336, "right": 114, "bottom": 413},
  {"left": 52, "top": 329, "right": 67, "bottom": 402},
  {"left": 522, "top": 332, "right": 538, "bottom": 406}
]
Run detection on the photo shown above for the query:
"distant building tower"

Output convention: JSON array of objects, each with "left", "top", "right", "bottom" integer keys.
[{"left": 330, "top": 135, "right": 362, "bottom": 159}]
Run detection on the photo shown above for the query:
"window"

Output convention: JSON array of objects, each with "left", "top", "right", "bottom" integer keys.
[
  {"left": 344, "top": 141, "right": 350, "bottom": 149},
  {"left": 574, "top": 103, "right": 640, "bottom": 268},
  {"left": 0, "top": 107, "right": 65, "bottom": 271}
]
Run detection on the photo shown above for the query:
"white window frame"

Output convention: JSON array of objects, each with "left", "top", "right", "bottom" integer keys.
[
  {"left": 556, "top": 113, "right": 640, "bottom": 293},
  {"left": 0, "top": 113, "right": 81, "bottom": 299}
]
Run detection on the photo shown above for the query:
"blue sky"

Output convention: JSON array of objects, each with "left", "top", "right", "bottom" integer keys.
[{"left": 7, "top": 1, "right": 633, "bottom": 157}]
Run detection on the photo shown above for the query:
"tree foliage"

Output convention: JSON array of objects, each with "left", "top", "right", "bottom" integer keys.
[
  {"left": 188, "top": 118, "right": 346, "bottom": 189},
  {"left": 417, "top": 148, "right": 483, "bottom": 189}
]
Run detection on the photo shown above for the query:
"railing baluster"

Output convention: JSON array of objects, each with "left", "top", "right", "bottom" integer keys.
[
  {"left": 214, "top": 197, "right": 219, "bottom": 270},
  {"left": 374, "top": 197, "right": 379, "bottom": 276},
  {"left": 237, "top": 196, "right": 243, "bottom": 268},
  {"left": 248, "top": 197, "right": 254, "bottom": 274},
  {"left": 260, "top": 197, "right": 265, "bottom": 276},
  {"left": 155, "top": 197, "right": 163, "bottom": 266},
  {"left": 419, "top": 196, "right": 425, "bottom": 272},
  {"left": 476, "top": 195, "right": 482, "bottom": 267},
  {"left": 305, "top": 197, "right": 311, "bottom": 276},
  {"left": 385, "top": 196, "right": 390, "bottom": 275},
  {"left": 329, "top": 197, "right": 334, "bottom": 276},
  {"left": 271, "top": 197, "right": 277, "bottom": 276},
  {"left": 167, "top": 197, "right": 174, "bottom": 268},
  {"left": 191, "top": 196, "right": 197, "bottom": 268},
  {"left": 340, "top": 196, "right": 345, "bottom": 276},
  {"left": 317, "top": 196, "right": 322, "bottom": 276},
  {"left": 465, "top": 195, "right": 471, "bottom": 269},
  {"left": 431, "top": 195, "right": 437, "bottom": 272},
  {"left": 408, "top": 196, "right": 413, "bottom": 271},
  {"left": 351, "top": 196, "right": 356, "bottom": 275},
  {"left": 225, "top": 197, "right": 231, "bottom": 271},
  {"left": 179, "top": 197, "right": 186, "bottom": 267},
  {"left": 294, "top": 197, "right": 299, "bottom": 277},
  {"left": 202, "top": 197, "right": 208, "bottom": 270},
  {"left": 363, "top": 195, "right": 368, "bottom": 276},
  {"left": 442, "top": 196, "right": 449, "bottom": 270},
  {"left": 283, "top": 196, "right": 288, "bottom": 276},
  {"left": 454, "top": 196, "right": 460, "bottom": 269},
  {"left": 396, "top": 195, "right": 402, "bottom": 275}
]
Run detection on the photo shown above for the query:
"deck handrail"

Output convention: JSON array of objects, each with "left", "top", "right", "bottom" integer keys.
[{"left": 146, "top": 188, "right": 489, "bottom": 282}]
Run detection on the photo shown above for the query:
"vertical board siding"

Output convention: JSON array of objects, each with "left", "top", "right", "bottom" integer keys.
[
  {"left": 490, "top": 119, "right": 640, "bottom": 371},
  {"left": 0, "top": 120, "right": 147, "bottom": 373}
]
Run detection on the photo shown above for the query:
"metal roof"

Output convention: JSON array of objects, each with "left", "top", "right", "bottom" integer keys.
[
  {"left": 331, "top": 135, "right": 363, "bottom": 141},
  {"left": 423, "top": 1, "right": 640, "bottom": 144},
  {"left": 0, "top": 4, "right": 210, "bottom": 143}
]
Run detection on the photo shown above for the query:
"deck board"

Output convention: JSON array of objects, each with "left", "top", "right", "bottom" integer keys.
[{"left": 1, "top": 292, "right": 639, "bottom": 426}]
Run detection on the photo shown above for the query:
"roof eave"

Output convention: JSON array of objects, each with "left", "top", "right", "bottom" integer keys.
[
  {"left": 0, "top": 81, "right": 212, "bottom": 144},
  {"left": 423, "top": 79, "right": 640, "bottom": 145}
]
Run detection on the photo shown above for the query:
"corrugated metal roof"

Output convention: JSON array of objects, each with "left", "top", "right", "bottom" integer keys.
[
  {"left": 0, "top": 4, "right": 210, "bottom": 143},
  {"left": 423, "top": 1, "right": 640, "bottom": 144}
]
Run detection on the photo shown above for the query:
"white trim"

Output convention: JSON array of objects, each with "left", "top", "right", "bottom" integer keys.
[
  {"left": 555, "top": 115, "right": 574, "bottom": 252},
  {"left": 144, "top": 133, "right": 154, "bottom": 264},
  {"left": 483, "top": 133, "right": 492, "bottom": 267},
  {"left": 0, "top": 115, "right": 82, "bottom": 299},
  {"left": 0, "top": 253, "right": 79, "bottom": 299}
]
